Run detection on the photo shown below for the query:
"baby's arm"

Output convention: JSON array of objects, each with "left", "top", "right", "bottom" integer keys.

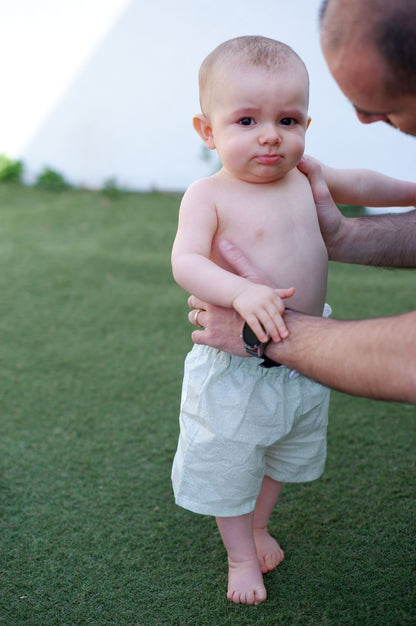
[
  {"left": 171, "top": 180, "right": 293, "bottom": 342},
  {"left": 319, "top": 161, "right": 416, "bottom": 208}
]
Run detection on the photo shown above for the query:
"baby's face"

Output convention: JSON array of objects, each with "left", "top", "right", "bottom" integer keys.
[{"left": 207, "top": 63, "right": 310, "bottom": 183}]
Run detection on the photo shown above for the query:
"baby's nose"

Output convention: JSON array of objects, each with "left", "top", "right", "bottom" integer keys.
[{"left": 259, "top": 123, "right": 281, "bottom": 144}]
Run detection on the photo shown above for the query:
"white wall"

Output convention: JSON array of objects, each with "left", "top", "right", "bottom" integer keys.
[{"left": 0, "top": 0, "right": 414, "bottom": 199}]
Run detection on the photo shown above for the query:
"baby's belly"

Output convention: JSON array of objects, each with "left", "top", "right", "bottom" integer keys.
[
  {"left": 213, "top": 237, "right": 328, "bottom": 316},
  {"left": 285, "top": 271, "right": 328, "bottom": 316}
]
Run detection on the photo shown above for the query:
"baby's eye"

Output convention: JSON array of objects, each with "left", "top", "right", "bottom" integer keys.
[
  {"left": 280, "top": 117, "right": 296, "bottom": 126},
  {"left": 238, "top": 117, "right": 255, "bottom": 126}
]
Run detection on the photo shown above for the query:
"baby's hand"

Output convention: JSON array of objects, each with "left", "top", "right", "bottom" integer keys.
[{"left": 232, "top": 283, "right": 295, "bottom": 343}]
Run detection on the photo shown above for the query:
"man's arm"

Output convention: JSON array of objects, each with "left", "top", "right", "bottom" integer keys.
[
  {"left": 189, "top": 299, "right": 416, "bottom": 403},
  {"left": 188, "top": 240, "right": 416, "bottom": 403},
  {"left": 265, "top": 309, "right": 416, "bottom": 402},
  {"left": 298, "top": 157, "right": 416, "bottom": 267}
]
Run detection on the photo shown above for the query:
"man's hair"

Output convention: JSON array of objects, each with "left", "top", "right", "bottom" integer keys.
[
  {"left": 199, "top": 36, "right": 308, "bottom": 115},
  {"left": 320, "top": 0, "right": 416, "bottom": 95}
]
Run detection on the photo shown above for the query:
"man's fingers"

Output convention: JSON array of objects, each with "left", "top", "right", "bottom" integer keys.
[
  {"left": 298, "top": 156, "right": 343, "bottom": 247},
  {"left": 218, "top": 239, "right": 270, "bottom": 285},
  {"left": 297, "top": 154, "right": 322, "bottom": 179},
  {"left": 188, "top": 307, "right": 206, "bottom": 328},
  {"left": 298, "top": 156, "right": 334, "bottom": 205},
  {"left": 188, "top": 295, "right": 205, "bottom": 310},
  {"left": 191, "top": 329, "right": 208, "bottom": 345}
]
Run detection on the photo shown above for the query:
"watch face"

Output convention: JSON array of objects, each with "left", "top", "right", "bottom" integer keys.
[{"left": 242, "top": 322, "right": 260, "bottom": 348}]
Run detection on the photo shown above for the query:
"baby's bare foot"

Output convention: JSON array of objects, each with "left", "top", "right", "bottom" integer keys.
[
  {"left": 227, "top": 558, "right": 267, "bottom": 605},
  {"left": 254, "top": 528, "right": 285, "bottom": 574}
]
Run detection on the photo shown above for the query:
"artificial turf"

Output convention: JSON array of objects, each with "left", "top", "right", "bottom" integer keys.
[{"left": 0, "top": 185, "right": 414, "bottom": 625}]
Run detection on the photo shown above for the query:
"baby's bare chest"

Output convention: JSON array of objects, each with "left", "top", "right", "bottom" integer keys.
[{"left": 212, "top": 182, "right": 323, "bottom": 269}]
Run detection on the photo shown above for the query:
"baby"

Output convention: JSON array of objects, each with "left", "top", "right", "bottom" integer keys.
[{"left": 171, "top": 36, "right": 416, "bottom": 605}]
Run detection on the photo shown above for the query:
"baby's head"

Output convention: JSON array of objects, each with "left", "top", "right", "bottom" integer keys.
[
  {"left": 194, "top": 36, "right": 311, "bottom": 184},
  {"left": 198, "top": 36, "right": 309, "bottom": 118}
]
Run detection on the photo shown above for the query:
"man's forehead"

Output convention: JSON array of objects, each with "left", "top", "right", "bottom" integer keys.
[{"left": 322, "top": 36, "right": 387, "bottom": 100}]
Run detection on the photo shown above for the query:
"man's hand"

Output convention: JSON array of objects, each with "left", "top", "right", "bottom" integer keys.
[
  {"left": 189, "top": 238, "right": 294, "bottom": 344},
  {"left": 188, "top": 237, "right": 295, "bottom": 352},
  {"left": 297, "top": 156, "right": 347, "bottom": 258},
  {"left": 217, "top": 239, "right": 273, "bottom": 285},
  {"left": 188, "top": 295, "right": 247, "bottom": 356},
  {"left": 187, "top": 242, "right": 270, "bottom": 354}
]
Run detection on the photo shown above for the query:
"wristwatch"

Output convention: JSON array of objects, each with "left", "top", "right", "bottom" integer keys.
[
  {"left": 242, "top": 322, "right": 281, "bottom": 368},
  {"left": 242, "top": 322, "right": 270, "bottom": 358}
]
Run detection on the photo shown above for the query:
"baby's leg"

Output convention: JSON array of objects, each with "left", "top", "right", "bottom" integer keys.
[
  {"left": 253, "top": 476, "right": 285, "bottom": 573},
  {"left": 216, "top": 513, "right": 267, "bottom": 605}
]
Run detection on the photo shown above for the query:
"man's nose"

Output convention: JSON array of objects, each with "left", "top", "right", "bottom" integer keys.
[{"left": 355, "top": 109, "right": 390, "bottom": 125}]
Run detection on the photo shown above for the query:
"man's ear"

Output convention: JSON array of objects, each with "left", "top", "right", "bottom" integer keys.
[
  {"left": 193, "top": 114, "right": 216, "bottom": 149},
  {"left": 306, "top": 116, "right": 312, "bottom": 130}
]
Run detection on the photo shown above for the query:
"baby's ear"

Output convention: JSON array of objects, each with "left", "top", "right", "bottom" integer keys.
[{"left": 193, "top": 114, "right": 215, "bottom": 149}]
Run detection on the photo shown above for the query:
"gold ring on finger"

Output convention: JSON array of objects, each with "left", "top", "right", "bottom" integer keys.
[{"left": 194, "top": 309, "right": 205, "bottom": 328}]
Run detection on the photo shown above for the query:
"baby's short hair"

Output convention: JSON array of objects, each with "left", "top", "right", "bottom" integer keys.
[{"left": 199, "top": 36, "right": 307, "bottom": 115}]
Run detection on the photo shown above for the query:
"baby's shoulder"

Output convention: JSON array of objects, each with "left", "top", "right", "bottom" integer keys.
[
  {"left": 183, "top": 173, "right": 236, "bottom": 204},
  {"left": 181, "top": 176, "right": 219, "bottom": 202},
  {"left": 186, "top": 175, "right": 219, "bottom": 193}
]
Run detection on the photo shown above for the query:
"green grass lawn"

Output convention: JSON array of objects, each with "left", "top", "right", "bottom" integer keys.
[{"left": 0, "top": 185, "right": 415, "bottom": 625}]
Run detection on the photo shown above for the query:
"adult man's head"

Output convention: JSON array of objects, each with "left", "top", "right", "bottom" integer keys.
[{"left": 320, "top": 0, "right": 416, "bottom": 136}]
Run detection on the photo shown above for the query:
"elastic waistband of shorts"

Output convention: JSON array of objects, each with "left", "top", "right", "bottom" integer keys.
[{"left": 188, "top": 344, "right": 292, "bottom": 380}]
